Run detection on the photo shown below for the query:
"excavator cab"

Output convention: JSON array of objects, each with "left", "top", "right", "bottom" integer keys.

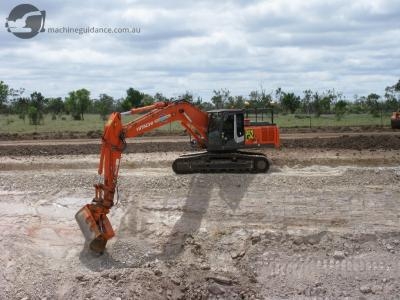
[{"left": 206, "top": 110, "right": 245, "bottom": 151}]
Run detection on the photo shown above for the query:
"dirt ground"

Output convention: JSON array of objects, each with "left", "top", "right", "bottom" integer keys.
[
  {"left": 1, "top": 131, "right": 400, "bottom": 157},
  {"left": 1, "top": 134, "right": 400, "bottom": 299}
]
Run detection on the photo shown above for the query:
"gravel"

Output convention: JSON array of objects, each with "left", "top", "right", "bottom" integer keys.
[{"left": 1, "top": 144, "right": 400, "bottom": 298}]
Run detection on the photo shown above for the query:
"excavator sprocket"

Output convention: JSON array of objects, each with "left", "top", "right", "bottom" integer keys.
[{"left": 172, "top": 151, "right": 270, "bottom": 174}]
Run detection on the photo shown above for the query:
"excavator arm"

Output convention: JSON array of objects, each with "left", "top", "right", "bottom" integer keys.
[{"left": 75, "top": 100, "right": 209, "bottom": 253}]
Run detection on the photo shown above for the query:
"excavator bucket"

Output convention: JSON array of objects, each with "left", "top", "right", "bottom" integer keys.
[{"left": 75, "top": 204, "right": 115, "bottom": 253}]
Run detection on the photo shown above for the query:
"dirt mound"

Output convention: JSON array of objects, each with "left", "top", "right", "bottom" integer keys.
[
  {"left": 0, "top": 131, "right": 99, "bottom": 141},
  {"left": 0, "top": 142, "right": 192, "bottom": 156},
  {"left": 0, "top": 126, "right": 394, "bottom": 142},
  {"left": 0, "top": 130, "right": 185, "bottom": 141},
  {"left": 1, "top": 134, "right": 400, "bottom": 157},
  {"left": 279, "top": 125, "right": 392, "bottom": 134}
]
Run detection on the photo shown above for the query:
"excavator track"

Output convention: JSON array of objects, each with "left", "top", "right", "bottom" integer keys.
[{"left": 172, "top": 151, "right": 270, "bottom": 174}]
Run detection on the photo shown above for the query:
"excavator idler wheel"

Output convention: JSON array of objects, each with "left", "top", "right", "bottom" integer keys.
[
  {"left": 253, "top": 157, "right": 270, "bottom": 173},
  {"left": 255, "top": 158, "right": 269, "bottom": 173}
]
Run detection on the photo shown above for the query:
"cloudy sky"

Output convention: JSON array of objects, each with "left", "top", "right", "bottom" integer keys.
[{"left": 1, "top": 0, "right": 400, "bottom": 101}]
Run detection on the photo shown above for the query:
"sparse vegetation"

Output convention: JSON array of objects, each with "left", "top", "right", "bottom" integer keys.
[
  {"left": 0, "top": 79, "right": 399, "bottom": 133},
  {"left": 0, "top": 112, "right": 393, "bottom": 135}
]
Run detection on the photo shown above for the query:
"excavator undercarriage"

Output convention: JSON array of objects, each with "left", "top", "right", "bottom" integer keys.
[{"left": 172, "top": 151, "right": 270, "bottom": 174}]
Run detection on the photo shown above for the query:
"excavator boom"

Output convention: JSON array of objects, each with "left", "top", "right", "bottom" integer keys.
[{"left": 76, "top": 101, "right": 209, "bottom": 252}]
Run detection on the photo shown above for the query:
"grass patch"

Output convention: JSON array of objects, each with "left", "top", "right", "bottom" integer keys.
[
  {"left": 247, "top": 113, "right": 391, "bottom": 127},
  {"left": 0, "top": 113, "right": 392, "bottom": 135},
  {"left": 0, "top": 114, "right": 184, "bottom": 134}
]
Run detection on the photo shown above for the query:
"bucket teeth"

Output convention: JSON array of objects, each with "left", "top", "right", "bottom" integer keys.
[
  {"left": 75, "top": 204, "right": 115, "bottom": 253},
  {"left": 89, "top": 236, "right": 108, "bottom": 253}
]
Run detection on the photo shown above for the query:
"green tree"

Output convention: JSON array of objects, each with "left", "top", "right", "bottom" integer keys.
[
  {"left": 76, "top": 89, "right": 91, "bottom": 120},
  {"left": 65, "top": 89, "right": 91, "bottom": 120},
  {"left": 366, "top": 93, "right": 381, "bottom": 117},
  {"left": 311, "top": 92, "right": 322, "bottom": 117},
  {"left": 311, "top": 91, "right": 333, "bottom": 117},
  {"left": 28, "top": 106, "right": 39, "bottom": 126},
  {"left": 233, "top": 95, "right": 246, "bottom": 109},
  {"left": 320, "top": 90, "right": 338, "bottom": 115},
  {"left": 320, "top": 96, "right": 332, "bottom": 114},
  {"left": 393, "top": 79, "right": 400, "bottom": 92},
  {"left": 114, "top": 98, "right": 125, "bottom": 112},
  {"left": 28, "top": 92, "right": 47, "bottom": 125},
  {"left": 194, "top": 96, "right": 213, "bottom": 110},
  {"left": 121, "top": 88, "right": 144, "bottom": 111},
  {"left": 301, "top": 90, "right": 313, "bottom": 114},
  {"left": 275, "top": 87, "right": 283, "bottom": 103},
  {"left": 384, "top": 88, "right": 398, "bottom": 112},
  {"left": 248, "top": 91, "right": 259, "bottom": 108},
  {"left": 211, "top": 90, "right": 223, "bottom": 109},
  {"left": 248, "top": 88, "right": 272, "bottom": 108},
  {"left": 211, "top": 89, "right": 230, "bottom": 109},
  {"left": 47, "top": 97, "right": 64, "bottom": 119},
  {"left": 154, "top": 92, "right": 167, "bottom": 102},
  {"left": 65, "top": 91, "right": 79, "bottom": 119},
  {"left": 334, "top": 100, "right": 348, "bottom": 120},
  {"left": 95, "top": 94, "right": 114, "bottom": 120},
  {"left": 141, "top": 94, "right": 154, "bottom": 107},
  {"left": 11, "top": 97, "right": 30, "bottom": 122},
  {"left": 384, "top": 82, "right": 400, "bottom": 112},
  {"left": 280, "top": 92, "right": 300, "bottom": 114},
  {"left": 179, "top": 91, "right": 194, "bottom": 102},
  {"left": 192, "top": 96, "right": 207, "bottom": 109},
  {"left": 0, "top": 81, "right": 9, "bottom": 111},
  {"left": 348, "top": 95, "right": 367, "bottom": 114},
  {"left": 259, "top": 88, "right": 272, "bottom": 108}
]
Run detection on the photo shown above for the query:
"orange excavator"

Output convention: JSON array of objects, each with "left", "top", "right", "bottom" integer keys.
[{"left": 75, "top": 100, "right": 280, "bottom": 253}]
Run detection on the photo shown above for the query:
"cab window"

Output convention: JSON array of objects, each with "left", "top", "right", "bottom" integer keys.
[
  {"left": 236, "top": 114, "right": 244, "bottom": 137},
  {"left": 222, "top": 114, "right": 234, "bottom": 139}
]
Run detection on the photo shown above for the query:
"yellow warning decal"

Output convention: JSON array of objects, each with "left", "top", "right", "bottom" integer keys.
[
  {"left": 106, "top": 119, "right": 113, "bottom": 127},
  {"left": 245, "top": 129, "right": 254, "bottom": 140}
]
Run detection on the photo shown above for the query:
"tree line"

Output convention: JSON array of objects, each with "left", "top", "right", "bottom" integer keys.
[{"left": 0, "top": 79, "right": 399, "bottom": 125}]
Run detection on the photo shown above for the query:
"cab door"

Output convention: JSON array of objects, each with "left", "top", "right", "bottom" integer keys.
[{"left": 234, "top": 113, "right": 245, "bottom": 145}]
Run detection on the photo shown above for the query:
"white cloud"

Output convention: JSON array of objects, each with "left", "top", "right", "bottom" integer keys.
[{"left": 1, "top": 0, "right": 399, "bottom": 100}]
